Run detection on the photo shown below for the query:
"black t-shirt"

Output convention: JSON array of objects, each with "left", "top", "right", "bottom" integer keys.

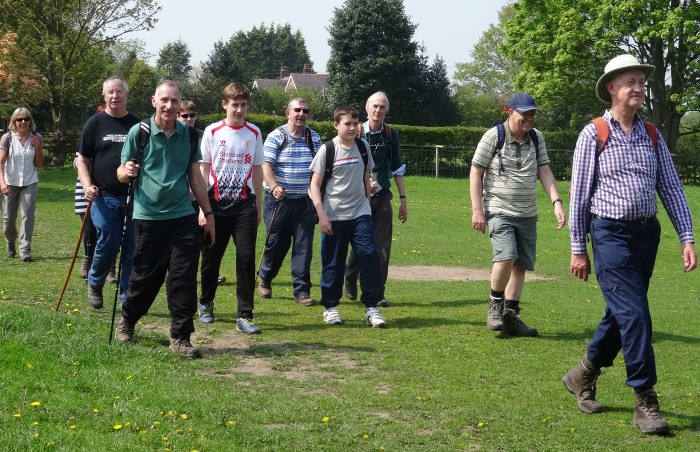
[{"left": 77, "top": 111, "right": 140, "bottom": 196}]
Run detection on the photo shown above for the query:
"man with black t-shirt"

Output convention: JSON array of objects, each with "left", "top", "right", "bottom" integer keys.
[{"left": 76, "top": 77, "right": 140, "bottom": 309}]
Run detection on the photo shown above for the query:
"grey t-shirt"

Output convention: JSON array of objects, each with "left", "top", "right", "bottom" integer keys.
[{"left": 309, "top": 137, "right": 374, "bottom": 221}]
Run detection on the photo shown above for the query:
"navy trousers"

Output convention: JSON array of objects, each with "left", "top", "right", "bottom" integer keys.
[{"left": 587, "top": 216, "right": 661, "bottom": 389}]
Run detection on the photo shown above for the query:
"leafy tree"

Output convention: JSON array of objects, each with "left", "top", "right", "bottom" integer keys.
[
  {"left": 197, "top": 23, "right": 312, "bottom": 112},
  {"left": 326, "top": 0, "right": 422, "bottom": 124},
  {"left": 419, "top": 55, "right": 461, "bottom": 126},
  {"left": 0, "top": 0, "right": 160, "bottom": 164},
  {"left": 157, "top": 39, "right": 192, "bottom": 87},
  {"left": 125, "top": 60, "right": 160, "bottom": 119},
  {"left": 503, "top": 0, "right": 700, "bottom": 151}
]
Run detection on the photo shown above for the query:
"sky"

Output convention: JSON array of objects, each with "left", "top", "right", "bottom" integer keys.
[{"left": 129, "top": 0, "right": 512, "bottom": 80}]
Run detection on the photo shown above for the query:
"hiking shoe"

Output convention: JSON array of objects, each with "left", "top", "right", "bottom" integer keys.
[
  {"left": 169, "top": 338, "right": 202, "bottom": 358},
  {"left": 198, "top": 302, "right": 215, "bottom": 324},
  {"left": 258, "top": 279, "right": 271, "bottom": 298},
  {"left": 323, "top": 307, "right": 343, "bottom": 325},
  {"left": 115, "top": 317, "right": 134, "bottom": 342},
  {"left": 217, "top": 275, "right": 226, "bottom": 285},
  {"left": 79, "top": 256, "right": 92, "bottom": 279},
  {"left": 633, "top": 388, "right": 670, "bottom": 435},
  {"left": 501, "top": 307, "right": 538, "bottom": 337},
  {"left": 487, "top": 296, "right": 504, "bottom": 331},
  {"left": 562, "top": 357, "right": 603, "bottom": 413},
  {"left": 294, "top": 295, "right": 316, "bottom": 307},
  {"left": 20, "top": 254, "right": 33, "bottom": 262},
  {"left": 236, "top": 318, "right": 261, "bottom": 335},
  {"left": 106, "top": 266, "right": 118, "bottom": 284},
  {"left": 87, "top": 285, "right": 104, "bottom": 309},
  {"left": 365, "top": 307, "right": 386, "bottom": 328},
  {"left": 377, "top": 299, "right": 389, "bottom": 307},
  {"left": 6, "top": 243, "right": 16, "bottom": 258},
  {"left": 344, "top": 280, "right": 357, "bottom": 300}
]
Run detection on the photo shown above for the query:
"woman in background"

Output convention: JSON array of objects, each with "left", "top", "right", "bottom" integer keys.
[{"left": 0, "top": 107, "right": 44, "bottom": 262}]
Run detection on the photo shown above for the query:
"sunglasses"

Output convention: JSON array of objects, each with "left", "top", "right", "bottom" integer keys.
[
  {"left": 178, "top": 113, "right": 196, "bottom": 119},
  {"left": 15, "top": 118, "right": 30, "bottom": 123},
  {"left": 291, "top": 108, "right": 310, "bottom": 114}
]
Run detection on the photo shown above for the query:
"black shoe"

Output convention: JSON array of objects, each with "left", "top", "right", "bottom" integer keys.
[
  {"left": 87, "top": 285, "right": 104, "bottom": 309},
  {"left": 344, "top": 280, "right": 357, "bottom": 300},
  {"left": 502, "top": 307, "right": 537, "bottom": 337},
  {"left": 217, "top": 275, "right": 226, "bottom": 285}
]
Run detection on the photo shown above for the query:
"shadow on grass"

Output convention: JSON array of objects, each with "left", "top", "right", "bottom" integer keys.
[{"left": 426, "top": 297, "right": 486, "bottom": 308}]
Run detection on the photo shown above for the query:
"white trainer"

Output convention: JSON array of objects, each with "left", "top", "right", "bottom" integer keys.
[
  {"left": 365, "top": 307, "right": 386, "bottom": 328},
  {"left": 323, "top": 307, "right": 343, "bottom": 325}
]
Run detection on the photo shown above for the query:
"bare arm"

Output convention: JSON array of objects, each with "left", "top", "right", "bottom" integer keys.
[
  {"left": 0, "top": 147, "right": 7, "bottom": 195},
  {"left": 252, "top": 164, "right": 264, "bottom": 226},
  {"left": 469, "top": 165, "right": 486, "bottom": 233},
  {"left": 262, "top": 162, "right": 285, "bottom": 199},
  {"left": 394, "top": 174, "right": 407, "bottom": 223},
  {"left": 76, "top": 154, "right": 103, "bottom": 202},
  {"left": 310, "top": 172, "right": 331, "bottom": 235},
  {"left": 190, "top": 161, "right": 215, "bottom": 246},
  {"left": 31, "top": 134, "right": 44, "bottom": 167},
  {"left": 538, "top": 164, "right": 566, "bottom": 229}
]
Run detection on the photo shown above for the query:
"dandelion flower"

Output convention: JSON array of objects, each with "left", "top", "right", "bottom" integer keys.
[
  {"left": 363, "top": 434, "right": 369, "bottom": 439},
  {"left": 30, "top": 401, "right": 41, "bottom": 407},
  {"left": 113, "top": 424, "right": 123, "bottom": 430},
  {"left": 26, "top": 363, "right": 33, "bottom": 369},
  {"left": 477, "top": 422, "right": 485, "bottom": 428},
  {"left": 66, "top": 323, "right": 72, "bottom": 328},
  {"left": 180, "top": 414, "right": 188, "bottom": 420},
  {"left": 93, "top": 408, "right": 100, "bottom": 414},
  {"left": 322, "top": 416, "right": 330, "bottom": 423},
  {"left": 126, "top": 375, "right": 133, "bottom": 380},
  {"left": 33, "top": 421, "right": 39, "bottom": 426},
  {"left": 69, "top": 425, "right": 76, "bottom": 430},
  {"left": 226, "top": 420, "right": 235, "bottom": 426},
  {"left": 13, "top": 413, "right": 20, "bottom": 419}
]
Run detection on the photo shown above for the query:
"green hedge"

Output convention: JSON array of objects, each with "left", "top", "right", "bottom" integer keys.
[{"left": 196, "top": 113, "right": 581, "bottom": 150}]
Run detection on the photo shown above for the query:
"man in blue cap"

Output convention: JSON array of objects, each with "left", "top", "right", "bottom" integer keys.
[{"left": 469, "top": 93, "right": 566, "bottom": 336}]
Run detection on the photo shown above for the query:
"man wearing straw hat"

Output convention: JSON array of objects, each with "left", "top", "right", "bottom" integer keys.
[{"left": 564, "top": 54, "right": 696, "bottom": 435}]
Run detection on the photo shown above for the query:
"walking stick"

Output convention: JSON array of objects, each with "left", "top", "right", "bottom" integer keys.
[
  {"left": 109, "top": 165, "right": 136, "bottom": 344},
  {"left": 255, "top": 200, "right": 280, "bottom": 286},
  {"left": 55, "top": 200, "right": 92, "bottom": 312}
]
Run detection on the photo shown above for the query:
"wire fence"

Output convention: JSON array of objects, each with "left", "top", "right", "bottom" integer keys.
[{"left": 401, "top": 144, "right": 700, "bottom": 185}]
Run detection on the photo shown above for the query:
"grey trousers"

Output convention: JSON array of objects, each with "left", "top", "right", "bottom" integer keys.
[{"left": 3, "top": 182, "right": 38, "bottom": 257}]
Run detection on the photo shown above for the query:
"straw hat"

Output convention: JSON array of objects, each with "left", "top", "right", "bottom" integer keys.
[{"left": 596, "top": 54, "right": 655, "bottom": 104}]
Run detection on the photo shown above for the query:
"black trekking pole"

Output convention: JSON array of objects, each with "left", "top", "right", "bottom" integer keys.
[
  {"left": 109, "top": 160, "right": 137, "bottom": 344},
  {"left": 255, "top": 200, "right": 280, "bottom": 287}
]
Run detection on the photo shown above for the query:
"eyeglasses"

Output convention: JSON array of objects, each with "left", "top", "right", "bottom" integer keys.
[
  {"left": 178, "top": 113, "right": 196, "bottom": 119},
  {"left": 291, "top": 108, "right": 310, "bottom": 114},
  {"left": 15, "top": 118, "right": 30, "bottom": 123}
]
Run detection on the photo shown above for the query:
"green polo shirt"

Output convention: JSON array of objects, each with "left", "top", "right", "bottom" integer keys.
[{"left": 121, "top": 117, "right": 201, "bottom": 220}]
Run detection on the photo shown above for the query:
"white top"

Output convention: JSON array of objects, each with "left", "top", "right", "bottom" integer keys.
[{"left": 0, "top": 132, "right": 43, "bottom": 187}]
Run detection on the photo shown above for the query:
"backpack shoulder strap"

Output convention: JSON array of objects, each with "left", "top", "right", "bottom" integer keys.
[
  {"left": 383, "top": 123, "right": 393, "bottom": 143},
  {"left": 494, "top": 121, "right": 505, "bottom": 155},
  {"left": 643, "top": 121, "right": 659, "bottom": 151},
  {"left": 354, "top": 137, "right": 369, "bottom": 170},
  {"left": 137, "top": 120, "right": 150, "bottom": 163},
  {"left": 592, "top": 117, "right": 609, "bottom": 155},
  {"left": 276, "top": 125, "right": 288, "bottom": 153},
  {"left": 320, "top": 139, "right": 336, "bottom": 198},
  {"left": 528, "top": 128, "right": 540, "bottom": 160},
  {"left": 305, "top": 127, "right": 314, "bottom": 153}
]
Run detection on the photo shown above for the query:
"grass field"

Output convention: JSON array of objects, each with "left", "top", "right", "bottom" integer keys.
[{"left": 1, "top": 168, "right": 699, "bottom": 451}]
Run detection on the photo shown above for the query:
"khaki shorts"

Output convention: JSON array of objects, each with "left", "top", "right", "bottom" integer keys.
[{"left": 486, "top": 213, "right": 537, "bottom": 271}]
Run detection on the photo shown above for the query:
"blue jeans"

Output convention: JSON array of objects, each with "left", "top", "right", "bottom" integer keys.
[
  {"left": 587, "top": 216, "right": 661, "bottom": 389},
  {"left": 89, "top": 195, "right": 134, "bottom": 304},
  {"left": 320, "top": 215, "right": 383, "bottom": 308},
  {"left": 258, "top": 195, "right": 316, "bottom": 297},
  {"left": 345, "top": 190, "right": 393, "bottom": 290}
]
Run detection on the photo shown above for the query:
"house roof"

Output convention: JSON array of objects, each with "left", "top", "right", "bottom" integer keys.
[{"left": 286, "top": 73, "right": 329, "bottom": 91}]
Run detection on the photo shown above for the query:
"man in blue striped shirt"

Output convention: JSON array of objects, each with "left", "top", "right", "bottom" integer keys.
[
  {"left": 258, "top": 98, "right": 323, "bottom": 306},
  {"left": 564, "top": 54, "right": 697, "bottom": 435}
]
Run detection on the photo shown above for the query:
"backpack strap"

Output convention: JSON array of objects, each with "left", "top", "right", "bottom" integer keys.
[
  {"left": 528, "top": 129, "right": 540, "bottom": 161},
  {"left": 643, "top": 121, "right": 658, "bottom": 151},
  {"left": 320, "top": 139, "right": 336, "bottom": 200},
  {"left": 137, "top": 120, "right": 150, "bottom": 163},
  {"left": 493, "top": 122, "right": 506, "bottom": 176},
  {"left": 354, "top": 137, "right": 369, "bottom": 170}
]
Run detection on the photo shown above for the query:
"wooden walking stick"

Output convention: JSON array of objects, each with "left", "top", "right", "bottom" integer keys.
[{"left": 55, "top": 200, "right": 92, "bottom": 311}]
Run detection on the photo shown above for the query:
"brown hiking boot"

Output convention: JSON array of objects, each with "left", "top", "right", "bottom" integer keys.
[
  {"left": 258, "top": 279, "right": 271, "bottom": 298},
  {"left": 87, "top": 285, "right": 104, "bottom": 309},
  {"left": 502, "top": 307, "right": 537, "bottom": 337},
  {"left": 633, "top": 388, "right": 669, "bottom": 435},
  {"left": 294, "top": 295, "right": 316, "bottom": 306},
  {"left": 106, "top": 266, "right": 118, "bottom": 284},
  {"left": 80, "top": 256, "right": 92, "bottom": 279},
  {"left": 487, "top": 296, "right": 504, "bottom": 331},
  {"left": 169, "top": 338, "right": 202, "bottom": 358},
  {"left": 115, "top": 317, "right": 134, "bottom": 342},
  {"left": 562, "top": 357, "right": 603, "bottom": 413}
]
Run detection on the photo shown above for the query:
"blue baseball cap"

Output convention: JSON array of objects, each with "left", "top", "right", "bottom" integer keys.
[{"left": 507, "top": 93, "right": 539, "bottom": 113}]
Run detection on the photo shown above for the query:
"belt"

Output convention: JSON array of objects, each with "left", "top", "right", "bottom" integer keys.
[{"left": 591, "top": 214, "right": 657, "bottom": 223}]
